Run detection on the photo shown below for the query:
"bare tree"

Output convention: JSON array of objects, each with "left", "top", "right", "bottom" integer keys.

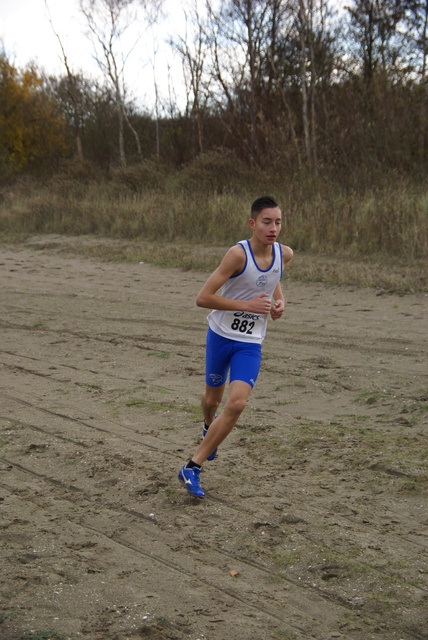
[
  {"left": 404, "top": 0, "right": 428, "bottom": 165},
  {"left": 286, "top": 0, "right": 338, "bottom": 174},
  {"left": 79, "top": 0, "right": 163, "bottom": 166},
  {"left": 151, "top": 35, "right": 161, "bottom": 157},
  {"left": 296, "top": 0, "right": 322, "bottom": 174},
  {"left": 171, "top": 0, "right": 210, "bottom": 154},
  {"left": 346, "top": 0, "right": 404, "bottom": 82},
  {"left": 204, "top": 0, "right": 275, "bottom": 166},
  {"left": 45, "top": 1, "right": 84, "bottom": 162}
]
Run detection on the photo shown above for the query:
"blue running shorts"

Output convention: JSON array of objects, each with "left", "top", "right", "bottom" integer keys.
[{"left": 205, "top": 327, "right": 262, "bottom": 388}]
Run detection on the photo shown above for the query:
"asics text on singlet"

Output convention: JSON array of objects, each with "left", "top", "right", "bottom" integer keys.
[{"left": 208, "top": 240, "right": 283, "bottom": 344}]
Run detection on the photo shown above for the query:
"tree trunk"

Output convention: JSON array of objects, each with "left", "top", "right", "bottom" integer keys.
[
  {"left": 418, "top": 1, "right": 428, "bottom": 165},
  {"left": 123, "top": 106, "right": 143, "bottom": 160},
  {"left": 299, "top": 20, "right": 312, "bottom": 170},
  {"left": 116, "top": 91, "right": 126, "bottom": 167}
]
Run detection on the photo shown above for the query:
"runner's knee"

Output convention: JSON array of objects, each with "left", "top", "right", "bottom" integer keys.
[{"left": 226, "top": 396, "right": 247, "bottom": 417}]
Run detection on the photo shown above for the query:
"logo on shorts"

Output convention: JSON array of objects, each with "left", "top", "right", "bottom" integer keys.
[
  {"left": 256, "top": 275, "right": 268, "bottom": 287},
  {"left": 209, "top": 373, "right": 223, "bottom": 386}
]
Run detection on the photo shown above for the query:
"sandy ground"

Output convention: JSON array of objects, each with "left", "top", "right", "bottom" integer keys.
[{"left": 0, "top": 236, "right": 427, "bottom": 640}]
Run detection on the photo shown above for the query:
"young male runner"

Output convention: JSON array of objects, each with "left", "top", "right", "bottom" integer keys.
[{"left": 178, "top": 196, "right": 293, "bottom": 498}]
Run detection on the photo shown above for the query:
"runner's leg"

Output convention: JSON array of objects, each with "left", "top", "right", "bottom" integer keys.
[
  {"left": 202, "top": 383, "right": 225, "bottom": 426},
  {"left": 192, "top": 380, "right": 252, "bottom": 465}
]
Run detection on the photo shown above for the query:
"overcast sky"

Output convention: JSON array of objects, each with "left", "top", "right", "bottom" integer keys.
[
  {"left": 1, "top": 0, "right": 347, "bottom": 111},
  {"left": 1, "top": 0, "right": 186, "bottom": 110}
]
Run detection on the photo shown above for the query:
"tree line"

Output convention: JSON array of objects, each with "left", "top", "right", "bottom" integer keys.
[{"left": 1, "top": 0, "right": 427, "bottom": 184}]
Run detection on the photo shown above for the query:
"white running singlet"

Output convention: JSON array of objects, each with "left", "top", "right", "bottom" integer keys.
[{"left": 208, "top": 240, "right": 283, "bottom": 344}]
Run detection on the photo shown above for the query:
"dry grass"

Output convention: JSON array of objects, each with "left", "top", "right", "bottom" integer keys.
[{"left": 0, "top": 163, "right": 427, "bottom": 292}]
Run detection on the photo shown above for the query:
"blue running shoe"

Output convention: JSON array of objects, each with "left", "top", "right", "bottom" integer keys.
[
  {"left": 202, "top": 414, "right": 218, "bottom": 461},
  {"left": 178, "top": 465, "right": 205, "bottom": 498}
]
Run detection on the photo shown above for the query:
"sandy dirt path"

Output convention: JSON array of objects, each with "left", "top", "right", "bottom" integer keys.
[{"left": 0, "top": 237, "right": 427, "bottom": 640}]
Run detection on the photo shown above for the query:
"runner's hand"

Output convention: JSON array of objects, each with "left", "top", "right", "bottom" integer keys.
[
  {"left": 248, "top": 293, "right": 272, "bottom": 314},
  {"left": 270, "top": 299, "right": 284, "bottom": 321}
]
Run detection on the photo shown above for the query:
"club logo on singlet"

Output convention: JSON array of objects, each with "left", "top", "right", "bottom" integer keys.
[{"left": 256, "top": 275, "right": 268, "bottom": 287}]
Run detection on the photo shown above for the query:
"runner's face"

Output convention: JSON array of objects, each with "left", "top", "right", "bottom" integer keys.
[{"left": 251, "top": 207, "right": 282, "bottom": 244}]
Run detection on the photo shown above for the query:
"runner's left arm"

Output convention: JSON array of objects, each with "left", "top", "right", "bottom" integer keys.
[
  {"left": 270, "top": 282, "right": 285, "bottom": 321},
  {"left": 271, "top": 245, "right": 293, "bottom": 321}
]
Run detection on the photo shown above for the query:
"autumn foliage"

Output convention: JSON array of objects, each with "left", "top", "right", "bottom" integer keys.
[{"left": 0, "top": 54, "right": 70, "bottom": 178}]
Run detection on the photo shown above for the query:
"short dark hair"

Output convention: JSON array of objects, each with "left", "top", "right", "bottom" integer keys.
[{"left": 251, "top": 196, "right": 280, "bottom": 219}]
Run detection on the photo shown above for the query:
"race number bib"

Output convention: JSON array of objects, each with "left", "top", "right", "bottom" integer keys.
[{"left": 220, "top": 310, "right": 265, "bottom": 340}]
